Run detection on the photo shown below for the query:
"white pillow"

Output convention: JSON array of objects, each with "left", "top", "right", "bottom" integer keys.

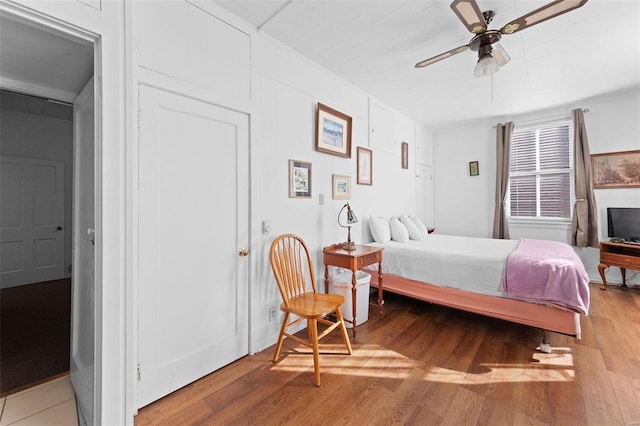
[
  {"left": 400, "top": 215, "right": 423, "bottom": 240},
  {"left": 409, "top": 215, "right": 430, "bottom": 239},
  {"left": 369, "top": 216, "right": 391, "bottom": 243},
  {"left": 389, "top": 217, "right": 409, "bottom": 242}
]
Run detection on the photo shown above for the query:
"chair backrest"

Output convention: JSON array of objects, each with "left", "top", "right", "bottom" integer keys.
[{"left": 270, "top": 234, "right": 317, "bottom": 308}]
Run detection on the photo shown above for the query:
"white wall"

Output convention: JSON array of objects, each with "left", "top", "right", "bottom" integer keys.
[
  {"left": 250, "top": 35, "right": 428, "bottom": 351},
  {"left": 129, "top": 0, "right": 433, "bottom": 396},
  {"left": 3, "top": 0, "right": 431, "bottom": 422},
  {"left": 432, "top": 89, "right": 640, "bottom": 285},
  {"left": 433, "top": 120, "right": 496, "bottom": 237},
  {"left": 0, "top": 105, "right": 74, "bottom": 278}
]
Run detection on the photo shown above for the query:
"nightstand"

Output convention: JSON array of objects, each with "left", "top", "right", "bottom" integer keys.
[
  {"left": 323, "top": 244, "right": 383, "bottom": 337},
  {"left": 598, "top": 241, "right": 640, "bottom": 290}
]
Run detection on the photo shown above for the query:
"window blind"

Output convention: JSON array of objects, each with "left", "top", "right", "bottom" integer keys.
[{"left": 509, "top": 120, "right": 573, "bottom": 218}]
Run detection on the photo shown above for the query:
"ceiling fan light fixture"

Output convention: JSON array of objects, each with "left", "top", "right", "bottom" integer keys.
[
  {"left": 474, "top": 53, "right": 499, "bottom": 77},
  {"left": 416, "top": 0, "right": 588, "bottom": 75},
  {"left": 492, "top": 42, "right": 511, "bottom": 66}
]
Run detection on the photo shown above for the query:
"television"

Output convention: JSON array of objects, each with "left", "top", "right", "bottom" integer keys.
[{"left": 607, "top": 207, "right": 640, "bottom": 242}]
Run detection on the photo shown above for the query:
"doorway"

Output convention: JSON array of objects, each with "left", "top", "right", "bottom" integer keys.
[
  {"left": 0, "top": 94, "right": 71, "bottom": 289},
  {"left": 0, "top": 10, "right": 96, "bottom": 423},
  {"left": 416, "top": 163, "right": 434, "bottom": 227}
]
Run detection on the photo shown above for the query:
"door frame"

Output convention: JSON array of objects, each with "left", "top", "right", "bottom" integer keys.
[{"left": 0, "top": 3, "right": 104, "bottom": 423}]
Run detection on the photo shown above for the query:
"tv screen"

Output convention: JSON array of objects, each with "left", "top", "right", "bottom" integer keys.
[{"left": 607, "top": 207, "right": 640, "bottom": 242}]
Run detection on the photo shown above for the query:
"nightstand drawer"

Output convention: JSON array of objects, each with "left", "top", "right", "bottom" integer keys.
[
  {"left": 601, "top": 252, "right": 640, "bottom": 268},
  {"left": 356, "top": 251, "right": 382, "bottom": 268}
]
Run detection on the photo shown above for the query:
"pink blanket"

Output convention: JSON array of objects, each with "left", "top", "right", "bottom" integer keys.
[{"left": 504, "top": 239, "right": 590, "bottom": 314}]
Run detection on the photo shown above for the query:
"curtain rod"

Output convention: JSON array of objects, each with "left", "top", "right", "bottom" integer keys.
[{"left": 493, "top": 108, "right": 589, "bottom": 128}]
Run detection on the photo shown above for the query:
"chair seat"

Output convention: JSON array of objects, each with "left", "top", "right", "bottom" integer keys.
[{"left": 281, "top": 293, "right": 345, "bottom": 319}]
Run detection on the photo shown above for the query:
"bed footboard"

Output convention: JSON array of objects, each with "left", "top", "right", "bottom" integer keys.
[{"left": 370, "top": 271, "right": 581, "bottom": 339}]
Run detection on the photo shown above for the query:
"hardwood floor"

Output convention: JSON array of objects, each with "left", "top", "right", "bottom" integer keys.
[{"left": 135, "top": 283, "right": 640, "bottom": 425}]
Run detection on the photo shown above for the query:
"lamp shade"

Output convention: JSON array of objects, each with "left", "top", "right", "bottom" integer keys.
[
  {"left": 346, "top": 204, "right": 358, "bottom": 224},
  {"left": 474, "top": 53, "right": 499, "bottom": 77},
  {"left": 492, "top": 43, "right": 511, "bottom": 66}
]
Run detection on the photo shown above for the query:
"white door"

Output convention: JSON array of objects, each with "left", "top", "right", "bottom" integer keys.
[
  {"left": 416, "top": 163, "right": 434, "bottom": 227},
  {"left": 70, "top": 78, "right": 96, "bottom": 425},
  {"left": 0, "top": 156, "right": 65, "bottom": 288},
  {"left": 137, "top": 86, "right": 249, "bottom": 408}
]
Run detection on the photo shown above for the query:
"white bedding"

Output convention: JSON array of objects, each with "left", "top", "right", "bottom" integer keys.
[{"left": 366, "top": 234, "right": 519, "bottom": 298}]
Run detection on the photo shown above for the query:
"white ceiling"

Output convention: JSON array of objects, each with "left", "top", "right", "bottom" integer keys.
[
  {"left": 0, "top": 14, "right": 93, "bottom": 103},
  {"left": 215, "top": 0, "right": 640, "bottom": 128},
  {"left": 1, "top": 1, "right": 638, "bottom": 127}
]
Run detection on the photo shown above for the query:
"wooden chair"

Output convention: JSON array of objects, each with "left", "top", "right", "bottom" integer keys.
[{"left": 269, "top": 234, "right": 352, "bottom": 386}]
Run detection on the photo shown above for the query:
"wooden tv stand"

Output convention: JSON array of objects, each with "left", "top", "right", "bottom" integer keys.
[{"left": 598, "top": 241, "right": 640, "bottom": 290}]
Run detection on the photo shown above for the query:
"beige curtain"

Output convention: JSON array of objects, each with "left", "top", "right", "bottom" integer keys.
[
  {"left": 492, "top": 122, "right": 513, "bottom": 239},
  {"left": 571, "top": 109, "right": 598, "bottom": 247}
]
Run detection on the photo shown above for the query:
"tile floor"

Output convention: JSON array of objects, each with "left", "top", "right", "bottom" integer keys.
[{"left": 0, "top": 375, "right": 78, "bottom": 426}]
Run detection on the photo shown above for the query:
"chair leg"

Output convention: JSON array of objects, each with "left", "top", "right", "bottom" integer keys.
[
  {"left": 335, "top": 309, "right": 352, "bottom": 355},
  {"left": 309, "top": 318, "right": 320, "bottom": 386},
  {"left": 273, "top": 312, "right": 289, "bottom": 362}
]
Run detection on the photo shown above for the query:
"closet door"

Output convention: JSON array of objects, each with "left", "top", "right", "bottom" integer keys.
[
  {"left": 416, "top": 163, "right": 434, "bottom": 227},
  {"left": 0, "top": 156, "right": 65, "bottom": 288},
  {"left": 137, "top": 85, "right": 249, "bottom": 407}
]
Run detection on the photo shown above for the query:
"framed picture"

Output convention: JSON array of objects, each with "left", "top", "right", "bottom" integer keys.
[
  {"left": 332, "top": 174, "right": 351, "bottom": 200},
  {"left": 469, "top": 161, "right": 479, "bottom": 176},
  {"left": 357, "top": 146, "right": 373, "bottom": 185},
  {"left": 315, "top": 103, "right": 352, "bottom": 158},
  {"left": 401, "top": 142, "right": 408, "bottom": 169},
  {"left": 592, "top": 150, "right": 640, "bottom": 189},
  {"left": 288, "top": 160, "right": 312, "bottom": 198}
]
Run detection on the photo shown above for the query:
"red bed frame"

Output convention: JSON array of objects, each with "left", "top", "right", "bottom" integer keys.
[{"left": 369, "top": 270, "right": 582, "bottom": 339}]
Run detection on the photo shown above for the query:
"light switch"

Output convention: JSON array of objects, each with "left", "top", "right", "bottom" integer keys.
[
  {"left": 319, "top": 194, "right": 324, "bottom": 205},
  {"left": 262, "top": 220, "right": 271, "bottom": 235}
]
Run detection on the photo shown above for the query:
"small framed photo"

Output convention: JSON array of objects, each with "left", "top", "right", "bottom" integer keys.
[
  {"left": 332, "top": 174, "right": 351, "bottom": 200},
  {"left": 316, "top": 103, "right": 352, "bottom": 158},
  {"left": 591, "top": 150, "right": 640, "bottom": 189},
  {"left": 357, "top": 146, "right": 373, "bottom": 185},
  {"left": 289, "top": 160, "right": 312, "bottom": 198},
  {"left": 469, "top": 161, "right": 479, "bottom": 176},
  {"left": 401, "top": 142, "right": 409, "bottom": 169}
]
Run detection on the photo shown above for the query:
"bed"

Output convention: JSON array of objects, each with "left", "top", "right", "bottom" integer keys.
[{"left": 364, "top": 232, "right": 590, "bottom": 339}]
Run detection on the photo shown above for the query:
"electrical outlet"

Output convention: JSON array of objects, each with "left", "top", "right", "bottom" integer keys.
[{"left": 269, "top": 306, "right": 277, "bottom": 322}]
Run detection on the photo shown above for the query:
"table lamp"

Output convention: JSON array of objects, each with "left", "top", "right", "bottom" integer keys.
[{"left": 338, "top": 203, "right": 358, "bottom": 250}]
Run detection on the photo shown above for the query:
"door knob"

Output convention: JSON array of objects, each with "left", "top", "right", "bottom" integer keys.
[
  {"left": 238, "top": 248, "right": 250, "bottom": 257},
  {"left": 56, "top": 226, "right": 63, "bottom": 231}
]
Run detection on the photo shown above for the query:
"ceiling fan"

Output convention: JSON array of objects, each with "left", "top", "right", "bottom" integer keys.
[{"left": 415, "top": 0, "right": 589, "bottom": 77}]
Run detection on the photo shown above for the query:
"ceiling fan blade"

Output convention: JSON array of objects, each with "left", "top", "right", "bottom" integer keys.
[
  {"left": 493, "top": 43, "right": 510, "bottom": 66},
  {"left": 450, "top": 0, "right": 487, "bottom": 34},
  {"left": 415, "top": 45, "right": 469, "bottom": 68},
  {"left": 500, "top": 0, "right": 589, "bottom": 35}
]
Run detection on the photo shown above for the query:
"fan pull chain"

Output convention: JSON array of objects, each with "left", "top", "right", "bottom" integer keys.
[{"left": 491, "top": 73, "right": 494, "bottom": 102}]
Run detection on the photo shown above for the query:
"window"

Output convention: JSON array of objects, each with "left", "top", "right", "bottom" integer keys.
[{"left": 508, "top": 119, "right": 573, "bottom": 219}]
